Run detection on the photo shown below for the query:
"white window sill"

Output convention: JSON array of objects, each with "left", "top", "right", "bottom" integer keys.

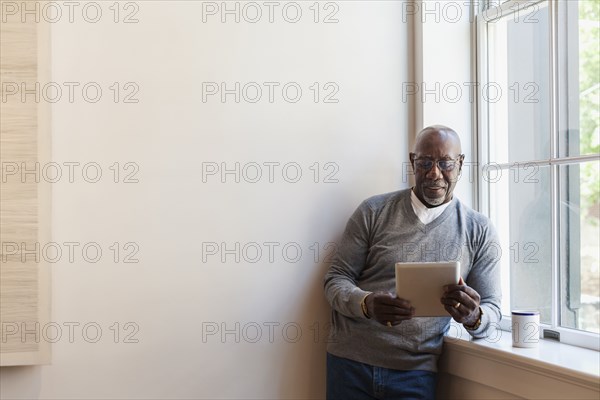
[{"left": 444, "top": 322, "right": 600, "bottom": 386}]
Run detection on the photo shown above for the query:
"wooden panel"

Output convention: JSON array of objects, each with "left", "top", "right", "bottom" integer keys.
[{"left": 0, "top": 3, "right": 51, "bottom": 366}]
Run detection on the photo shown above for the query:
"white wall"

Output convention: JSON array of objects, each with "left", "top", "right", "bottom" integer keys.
[{"left": 0, "top": 1, "right": 410, "bottom": 399}]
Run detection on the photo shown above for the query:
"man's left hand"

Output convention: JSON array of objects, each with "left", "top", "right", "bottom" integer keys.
[{"left": 441, "top": 277, "right": 481, "bottom": 326}]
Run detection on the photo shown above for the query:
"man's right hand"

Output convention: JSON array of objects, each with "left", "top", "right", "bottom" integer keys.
[{"left": 365, "top": 292, "right": 415, "bottom": 327}]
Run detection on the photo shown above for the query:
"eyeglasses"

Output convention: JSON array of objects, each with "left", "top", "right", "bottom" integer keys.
[{"left": 411, "top": 155, "right": 463, "bottom": 172}]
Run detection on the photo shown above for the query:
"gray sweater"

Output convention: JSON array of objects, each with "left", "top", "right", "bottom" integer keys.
[{"left": 324, "top": 188, "right": 501, "bottom": 372}]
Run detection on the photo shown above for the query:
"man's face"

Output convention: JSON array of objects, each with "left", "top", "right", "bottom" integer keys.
[{"left": 410, "top": 132, "right": 463, "bottom": 207}]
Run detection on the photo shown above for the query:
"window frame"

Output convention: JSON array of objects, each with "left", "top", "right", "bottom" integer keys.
[{"left": 475, "top": 0, "right": 600, "bottom": 350}]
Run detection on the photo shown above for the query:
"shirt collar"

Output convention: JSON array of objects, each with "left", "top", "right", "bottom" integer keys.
[{"left": 410, "top": 188, "right": 452, "bottom": 224}]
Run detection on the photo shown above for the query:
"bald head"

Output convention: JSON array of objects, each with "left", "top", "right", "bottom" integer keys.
[{"left": 413, "top": 125, "right": 461, "bottom": 154}]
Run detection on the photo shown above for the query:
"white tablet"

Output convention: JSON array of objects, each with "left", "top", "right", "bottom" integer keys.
[{"left": 395, "top": 262, "right": 460, "bottom": 317}]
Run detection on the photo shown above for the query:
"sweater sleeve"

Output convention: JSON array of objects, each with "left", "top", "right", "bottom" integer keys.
[
  {"left": 323, "top": 200, "right": 373, "bottom": 319},
  {"left": 465, "top": 221, "right": 503, "bottom": 338}
]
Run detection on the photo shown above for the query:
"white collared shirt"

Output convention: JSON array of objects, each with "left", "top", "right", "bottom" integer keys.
[{"left": 410, "top": 188, "right": 451, "bottom": 225}]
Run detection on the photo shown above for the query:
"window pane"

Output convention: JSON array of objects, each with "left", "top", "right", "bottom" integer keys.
[
  {"left": 560, "top": 0, "right": 600, "bottom": 158},
  {"left": 560, "top": 161, "right": 600, "bottom": 334},
  {"left": 489, "top": 165, "right": 552, "bottom": 323},
  {"left": 487, "top": 2, "right": 551, "bottom": 164}
]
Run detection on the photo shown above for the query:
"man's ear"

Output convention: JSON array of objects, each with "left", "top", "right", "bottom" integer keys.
[{"left": 409, "top": 152, "right": 416, "bottom": 168}]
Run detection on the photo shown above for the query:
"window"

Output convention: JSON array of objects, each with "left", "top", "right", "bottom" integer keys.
[{"left": 477, "top": 0, "right": 599, "bottom": 349}]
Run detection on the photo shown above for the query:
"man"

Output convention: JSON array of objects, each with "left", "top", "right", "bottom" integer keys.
[{"left": 324, "top": 125, "right": 501, "bottom": 400}]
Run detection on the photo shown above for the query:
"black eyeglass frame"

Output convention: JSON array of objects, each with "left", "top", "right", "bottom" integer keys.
[{"left": 409, "top": 154, "right": 465, "bottom": 172}]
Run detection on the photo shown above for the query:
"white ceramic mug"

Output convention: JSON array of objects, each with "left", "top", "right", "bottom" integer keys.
[{"left": 512, "top": 310, "right": 540, "bottom": 348}]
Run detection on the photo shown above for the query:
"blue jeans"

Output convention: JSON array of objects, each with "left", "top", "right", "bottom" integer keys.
[{"left": 326, "top": 353, "right": 437, "bottom": 400}]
